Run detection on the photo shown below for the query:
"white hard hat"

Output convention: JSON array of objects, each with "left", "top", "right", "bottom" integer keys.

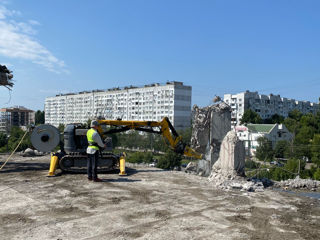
[{"left": 90, "top": 120, "right": 99, "bottom": 127}]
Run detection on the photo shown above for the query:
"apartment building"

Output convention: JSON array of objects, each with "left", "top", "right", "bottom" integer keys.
[
  {"left": 45, "top": 81, "right": 192, "bottom": 129},
  {"left": 224, "top": 91, "right": 320, "bottom": 125},
  {"left": 0, "top": 106, "right": 35, "bottom": 133}
]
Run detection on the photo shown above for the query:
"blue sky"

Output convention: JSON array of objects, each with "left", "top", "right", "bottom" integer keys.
[{"left": 0, "top": 0, "right": 319, "bottom": 110}]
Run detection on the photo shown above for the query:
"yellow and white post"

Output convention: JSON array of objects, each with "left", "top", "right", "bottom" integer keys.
[{"left": 119, "top": 152, "right": 127, "bottom": 176}]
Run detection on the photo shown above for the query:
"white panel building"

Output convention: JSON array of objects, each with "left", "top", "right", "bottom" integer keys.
[
  {"left": 45, "top": 82, "right": 192, "bottom": 129},
  {"left": 224, "top": 91, "right": 320, "bottom": 125}
]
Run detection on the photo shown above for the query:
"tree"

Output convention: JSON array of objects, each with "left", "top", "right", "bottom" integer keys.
[
  {"left": 58, "top": 124, "right": 65, "bottom": 133},
  {"left": 255, "top": 137, "right": 274, "bottom": 161},
  {"left": 274, "top": 140, "right": 289, "bottom": 158},
  {"left": 177, "top": 127, "right": 192, "bottom": 145},
  {"left": 283, "top": 118, "right": 299, "bottom": 136},
  {"left": 35, "top": 110, "right": 45, "bottom": 125},
  {"left": 85, "top": 119, "right": 92, "bottom": 128},
  {"left": 6, "top": 127, "right": 32, "bottom": 152},
  {"left": 264, "top": 114, "right": 285, "bottom": 124},
  {"left": 300, "top": 113, "right": 317, "bottom": 130},
  {"left": 311, "top": 134, "right": 320, "bottom": 166},
  {"left": 240, "top": 109, "right": 262, "bottom": 124},
  {"left": 288, "top": 110, "right": 303, "bottom": 121},
  {"left": 293, "top": 126, "right": 313, "bottom": 159},
  {"left": 0, "top": 132, "right": 7, "bottom": 148},
  {"left": 313, "top": 168, "right": 320, "bottom": 180},
  {"left": 284, "top": 158, "right": 303, "bottom": 177},
  {"left": 156, "top": 150, "right": 182, "bottom": 169}
]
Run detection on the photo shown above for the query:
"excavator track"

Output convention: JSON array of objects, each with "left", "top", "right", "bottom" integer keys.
[{"left": 59, "top": 152, "right": 119, "bottom": 173}]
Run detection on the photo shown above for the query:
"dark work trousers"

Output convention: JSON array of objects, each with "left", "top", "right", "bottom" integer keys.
[{"left": 87, "top": 151, "right": 99, "bottom": 179}]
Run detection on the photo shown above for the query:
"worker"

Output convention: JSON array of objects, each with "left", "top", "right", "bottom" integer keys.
[{"left": 87, "top": 120, "right": 106, "bottom": 182}]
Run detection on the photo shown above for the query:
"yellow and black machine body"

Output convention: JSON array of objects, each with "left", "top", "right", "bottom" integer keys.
[{"left": 31, "top": 117, "right": 202, "bottom": 175}]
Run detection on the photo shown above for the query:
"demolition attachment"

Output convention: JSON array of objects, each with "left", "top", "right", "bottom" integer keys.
[{"left": 30, "top": 124, "right": 60, "bottom": 152}]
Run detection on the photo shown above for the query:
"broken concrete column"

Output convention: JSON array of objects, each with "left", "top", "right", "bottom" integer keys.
[
  {"left": 0, "top": 67, "right": 14, "bottom": 90},
  {"left": 209, "top": 130, "right": 245, "bottom": 180},
  {"left": 191, "top": 102, "right": 231, "bottom": 176},
  {"left": 190, "top": 105, "right": 212, "bottom": 154}
]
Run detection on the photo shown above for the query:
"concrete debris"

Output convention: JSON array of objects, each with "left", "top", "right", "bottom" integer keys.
[
  {"left": 173, "top": 166, "right": 181, "bottom": 171},
  {"left": 0, "top": 65, "right": 14, "bottom": 90},
  {"left": 22, "top": 148, "right": 35, "bottom": 157},
  {"left": 21, "top": 148, "right": 44, "bottom": 157},
  {"left": 190, "top": 102, "right": 231, "bottom": 176},
  {"left": 185, "top": 162, "right": 197, "bottom": 173},
  {"left": 206, "top": 131, "right": 271, "bottom": 192},
  {"left": 188, "top": 103, "right": 276, "bottom": 193},
  {"left": 209, "top": 177, "right": 274, "bottom": 192},
  {"left": 191, "top": 102, "right": 231, "bottom": 153},
  {"left": 208, "top": 130, "right": 245, "bottom": 183},
  {"left": 210, "top": 131, "right": 246, "bottom": 177},
  {"left": 274, "top": 176, "right": 320, "bottom": 190},
  {"left": 212, "top": 179, "right": 266, "bottom": 192}
]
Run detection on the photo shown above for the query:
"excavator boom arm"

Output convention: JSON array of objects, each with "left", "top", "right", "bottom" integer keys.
[{"left": 97, "top": 117, "right": 202, "bottom": 159}]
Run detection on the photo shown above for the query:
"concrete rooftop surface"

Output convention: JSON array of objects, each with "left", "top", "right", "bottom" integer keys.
[{"left": 0, "top": 155, "right": 319, "bottom": 240}]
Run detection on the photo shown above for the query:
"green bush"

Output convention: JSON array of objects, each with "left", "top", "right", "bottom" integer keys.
[
  {"left": 0, "top": 127, "right": 32, "bottom": 153},
  {"left": 127, "top": 152, "right": 153, "bottom": 164},
  {"left": 0, "top": 133, "right": 7, "bottom": 148},
  {"left": 245, "top": 159, "right": 260, "bottom": 169},
  {"left": 271, "top": 168, "right": 292, "bottom": 181},
  {"left": 256, "top": 137, "right": 274, "bottom": 161},
  {"left": 313, "top": 168, "right": 320, "bottom": 180},
  {"left": 156, "top": 150, "right": 182, "bottom": 170}
]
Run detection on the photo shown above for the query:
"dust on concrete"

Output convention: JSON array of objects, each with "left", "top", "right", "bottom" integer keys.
[{"left": 0, "top": 154, "right": 319, "bottom": 240}]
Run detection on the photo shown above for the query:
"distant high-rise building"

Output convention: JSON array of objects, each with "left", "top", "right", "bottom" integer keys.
[
  {"left": 0, "top": 106, "right": 35, "bottom": 133},
  {"left": 224, "top": 91, "right": 320, "bottom": 125},
  {"left": 45, "top": 81, "right": 192, "bottom": 129}
]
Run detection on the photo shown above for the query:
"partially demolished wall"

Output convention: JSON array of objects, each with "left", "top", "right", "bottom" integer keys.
[{"left": 190, "top": 102, "right": 231, "bottom": 176}]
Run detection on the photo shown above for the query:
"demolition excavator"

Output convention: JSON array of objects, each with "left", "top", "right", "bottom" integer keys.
[{"left": 30, "top": 117, "right": 202, "bottom": 176}]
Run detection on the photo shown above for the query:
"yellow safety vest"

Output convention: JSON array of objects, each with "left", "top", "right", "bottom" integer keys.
[{"left": 87, "top": 128, "right": 99, "bottom": 150}]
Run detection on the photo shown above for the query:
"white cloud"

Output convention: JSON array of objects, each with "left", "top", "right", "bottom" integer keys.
[
  {"left": 0, "top": 5, "right": 7, "bottom": 19},
  {"left": 28, "top": 19, "right": 40, "bottom": 26},
  {"left": 0, "top": 5, "right": 66, "bottom": 73}
]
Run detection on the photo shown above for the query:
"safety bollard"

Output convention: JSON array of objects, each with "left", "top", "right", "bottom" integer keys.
[
  {"left": 119, "top": 153, "right": 127, "bottom": 176},
  {"left": 48, "top": 153, "right": 59, "bottom": 177}
]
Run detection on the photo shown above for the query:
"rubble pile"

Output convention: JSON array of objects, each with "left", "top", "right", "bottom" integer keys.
[
  {"left": 189, "top": 105, "right": 272, "bottom": 192},
  {"left": 188, "top": 101, "right": 319, "bottom": 193},
  {"left": 213, "top": 178, "right": 272, "bottom": 192},
  {"left": 274, "top": 177, "right": 320, "bottom": 190},
  {"left": 206, "top": 130, "right": 267, "bottom": 192}
]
